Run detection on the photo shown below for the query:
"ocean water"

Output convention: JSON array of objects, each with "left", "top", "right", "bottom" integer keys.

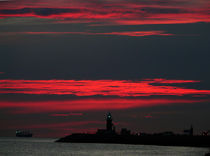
[{"left": 0, "top": 137, "right": 209, "bottom": 156}]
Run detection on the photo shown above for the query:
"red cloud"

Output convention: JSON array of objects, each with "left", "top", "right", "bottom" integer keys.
[
  {"left": 2, "top": 31, "right": 173, "bottom": 37},
  {"left": 101, "top": 31, "right": 172, "bottom": 36},
  {"left": 144, "top": 114, "right": 153, "bottom": 119},
  {"left": 0, "top": 0, "right": 209, "bottom": 25},
  {"left": 51, "top": 112, "right": 83, "bottom": 117},
  {"left": 0, "top": 79, "right": 210, "bottom": 97},
  {"left": 0, "top": 98, "right": 206, "bottom": 114}
]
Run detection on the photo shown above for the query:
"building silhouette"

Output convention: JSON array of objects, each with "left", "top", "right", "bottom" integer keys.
[
  {"left": 106, "top": 112, "right": 116, "bottom": 132},
  {"left": 96, "top": 112, "right": 116, "bottom": 135},
  {"left": 183, "top": 125, "right": 193, "bottom": 136}
]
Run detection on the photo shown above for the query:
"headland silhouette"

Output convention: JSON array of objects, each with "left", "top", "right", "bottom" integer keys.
[{"left": 56, "top": 113, "right": 210, "bottom": 147}]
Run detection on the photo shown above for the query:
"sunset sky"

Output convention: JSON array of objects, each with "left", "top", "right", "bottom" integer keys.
[{"left": 0, "top": 0, "right": 210, "bottom": 138}]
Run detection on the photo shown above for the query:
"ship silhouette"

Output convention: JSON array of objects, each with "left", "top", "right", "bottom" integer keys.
[{"left": 16, "top": 130, "right": 33, "bottom": 137}]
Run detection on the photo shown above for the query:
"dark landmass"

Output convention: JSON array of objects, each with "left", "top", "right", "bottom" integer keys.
[
  {"left": 56, "top": 113, "right": 210, "bottom": 147},
  {"left": 56, "top": 133, "right": 210, "bottom": 147}
]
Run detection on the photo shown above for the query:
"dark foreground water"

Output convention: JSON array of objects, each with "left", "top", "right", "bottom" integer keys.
[{"left": 0, "top": 137, "right": 209, "bottom": 156}]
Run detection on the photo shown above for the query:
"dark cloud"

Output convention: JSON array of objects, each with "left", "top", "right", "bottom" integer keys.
[
  {"left": 0, "top": 8, "right": 82, "bottom": 16},
  {"left": 0, "top": 23, "right": 209, "bottom": 82},
  {"left": 141, "top": 7, "right": 187, "bottom": 14}
]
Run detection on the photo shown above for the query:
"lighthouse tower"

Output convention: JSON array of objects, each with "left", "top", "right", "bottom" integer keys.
[{"left": 106, "top": 112, "right": 113, "bottom": 131}]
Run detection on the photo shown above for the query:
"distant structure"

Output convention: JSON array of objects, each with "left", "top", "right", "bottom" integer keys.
[
  {"left": 106, "top": 112, "right": 114, "bottom": 131},
  {"left": 190, "top": 125, "right": 194, "bottom": 136},
  {"left": 202, "top": 130, "right": 210, "bottom": 136},
  {"left": 96, "top": 112, "right": 116, "bottom": 135},
  {"left": 120, "top": 128, "right": 131, "bottom": 136},
  {"left": 183, "top": 125, "right": 193, "bottom": 136},
  {"left": 16, "top": 130, "right": 33, "bottom": 137}
]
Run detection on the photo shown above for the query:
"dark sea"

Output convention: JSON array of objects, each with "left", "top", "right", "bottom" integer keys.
[{"left": 0, "top": 137, "right": 209, "bottom": 156}]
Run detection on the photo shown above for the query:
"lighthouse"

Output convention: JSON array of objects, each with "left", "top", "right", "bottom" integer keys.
[{"left": 106, "top": 112, "right": 114, "bottom": 131}]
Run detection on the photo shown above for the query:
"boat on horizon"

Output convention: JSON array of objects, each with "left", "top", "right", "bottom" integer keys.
[{"left": 16, "top": 130, "right": 33, "bottom": 137}]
